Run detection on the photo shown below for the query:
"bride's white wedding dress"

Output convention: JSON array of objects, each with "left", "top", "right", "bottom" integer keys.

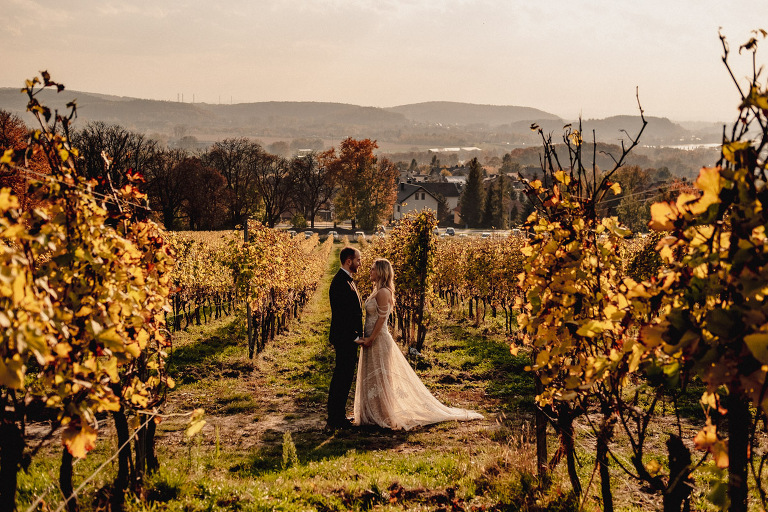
[{"left": 354, "top": 294, "right": 483, "bottom": 430}]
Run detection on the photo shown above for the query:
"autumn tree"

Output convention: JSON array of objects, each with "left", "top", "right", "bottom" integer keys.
[
  {"left": 0, "top": 110, "right": 27, "bottom": 153},
  {"left": 459, "top": 157, "right": 484, "bottom": 228},
  {"left": 328, "top": 137, "right": 398, "bottom": 231},
  {"left": 0, "top": 110, "right": 52, "bottom": 211},
  {"left": 290, "top": 151, "right": 335, "bottom": 228},
  {"left": 357, "top": 156, "right": 399, "bottom": 230},
  {"left": 0, "top": 110, "right": 31, "bottom": 204}
]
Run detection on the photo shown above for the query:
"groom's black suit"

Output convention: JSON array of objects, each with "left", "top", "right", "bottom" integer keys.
[{"left": 327, "top": 268, "right": 363, "bottom": 427}]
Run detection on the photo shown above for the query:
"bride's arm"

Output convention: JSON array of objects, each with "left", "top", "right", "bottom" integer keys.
[{"left": 361, "top": 289, "right": 391, "bottom": 346}]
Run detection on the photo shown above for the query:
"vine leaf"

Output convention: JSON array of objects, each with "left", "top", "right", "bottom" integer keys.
[{"left": 63, "top": 423, "right": 98, "bottom": 459}]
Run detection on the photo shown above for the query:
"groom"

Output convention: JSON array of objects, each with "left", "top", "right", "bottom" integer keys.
[{"left": 326, "top": 246, "right": 363, "bottom": 430}]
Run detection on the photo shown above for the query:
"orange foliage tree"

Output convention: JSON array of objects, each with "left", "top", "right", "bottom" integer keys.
[
  {"left": 326, "top": 137, "right": 398, "bottom": 230},
  {"left": 0, "top": 109, "right": 50, "bottom": 211}
]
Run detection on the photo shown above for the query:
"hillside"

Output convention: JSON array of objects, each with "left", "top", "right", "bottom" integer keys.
[
  {"left": 385, "top": 101, "right": 560, "bottom": 126},
  {"left": 0, "top": 88, "right": 720, "bottom": 148}
]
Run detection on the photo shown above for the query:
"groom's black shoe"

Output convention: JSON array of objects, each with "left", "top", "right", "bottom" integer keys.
[{"left": 326, "top": 417, "right": 355, "bottom": 431}]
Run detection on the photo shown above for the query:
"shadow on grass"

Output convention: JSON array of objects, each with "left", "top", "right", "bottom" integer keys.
[
  {"left": 435, "top": 325, "right": 536, "bottom": 414},
  {"left": 232, "top": 425, "right": 437, "bottom": 477},
  {"left": 168, "top": 318, "right": 251, "bottom": 385}
]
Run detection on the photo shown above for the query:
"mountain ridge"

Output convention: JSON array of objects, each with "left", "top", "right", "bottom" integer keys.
[{"left": 0, "top": 87, "right": 720, "bottom": 147}]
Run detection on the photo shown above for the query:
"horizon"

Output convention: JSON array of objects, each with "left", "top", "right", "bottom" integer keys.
[
  {"left": 2, "top": 0, "right": 763, "bottom": 123},
  {"left": 0, "top": 86, "right": 734, "bottom": 127}
]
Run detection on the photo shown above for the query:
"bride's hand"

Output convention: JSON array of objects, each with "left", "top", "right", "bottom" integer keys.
[{"left": 355, "top": 337, "right": 367, "bottom": 345}]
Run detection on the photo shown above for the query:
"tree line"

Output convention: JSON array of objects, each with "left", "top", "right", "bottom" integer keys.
[{"left": 0, "top": 112, "right": 400, "bottom": 231}]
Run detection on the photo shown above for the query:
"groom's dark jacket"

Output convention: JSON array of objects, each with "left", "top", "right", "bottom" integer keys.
[{"left": 329, "top": 269, "right": 363, "bottom": 347}]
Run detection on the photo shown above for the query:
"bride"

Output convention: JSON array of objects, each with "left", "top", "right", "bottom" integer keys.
[{"left": 354, "top": 258, "right": 483, "bottom": 430}]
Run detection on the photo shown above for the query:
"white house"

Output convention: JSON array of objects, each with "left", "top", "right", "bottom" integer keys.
[
  {"left": 393, "top": 183, "right": 440, "bottom": 220},
  {"left": 393, "top": 182, "right": 463, "bottom": 223},
  {"left": 420, "top": 182, "right": 462, "bottom": 212}
]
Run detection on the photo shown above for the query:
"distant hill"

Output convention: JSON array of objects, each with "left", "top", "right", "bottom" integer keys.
[
  {"left": 386, "top": 101, "right": 560, "bottom": 126},
  {"left": 580, "top": 116, "right": 690, "bottom": 145},
  {"left": 0, "top": 88, "right": 720, "bottom": 148},
  {"left": 0, "top": 88, "right": 406, "bottom": 137}
]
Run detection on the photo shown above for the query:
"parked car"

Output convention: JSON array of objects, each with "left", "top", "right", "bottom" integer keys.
[
  {"left": 304, "top": 230, "right": 314, "bottom": 239},
  {"left": 481, "top": 232, "right": 491, "bottom": 239},
  {"left": 287, "top": 230, "right": 297, "bottom": 237},
  {"left": 327, "top": 230, "right": 338, "bottom": 241},
  {"left": 445, "top": 227, "right": 455, "bottom": 236},
  {"left": 354, "top": 231, "right": 366, "bottom": 242}
]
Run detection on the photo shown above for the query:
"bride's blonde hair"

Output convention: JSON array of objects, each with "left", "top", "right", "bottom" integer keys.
[{"left": 372, "top": 258, "right": 396, "bottom": 306}]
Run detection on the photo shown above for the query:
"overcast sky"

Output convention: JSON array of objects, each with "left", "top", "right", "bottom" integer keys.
[{"left": 2, "top": 0, "right": 764, "bottom": 122}]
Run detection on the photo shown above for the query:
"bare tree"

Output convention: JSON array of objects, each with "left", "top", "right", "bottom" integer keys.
[
  {"left": 143, "top": 148, "right": 189, "bottom": 229},
  {"left": 251, "top": 149, "right": 293, "bottom": 228},
  {"left": 289, "top": 152, "right": 335, "bottom": 228},
  {"left": 71, "top": 121, "right": 158, "bottom": 189},
  {"left": 203, "top": 138, "right": 260, "bottom": 228},
  {"left": 182, "top": 160, "right": 228, "bottom": 230}
]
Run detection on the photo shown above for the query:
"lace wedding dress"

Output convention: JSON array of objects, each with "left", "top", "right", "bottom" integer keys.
[{"left": 353, "top": 294, "right": 483, "bottom": 430}]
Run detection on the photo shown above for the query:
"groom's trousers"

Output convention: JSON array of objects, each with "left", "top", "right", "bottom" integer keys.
[{"left": 327, "top": 342, "right": 358, "bottom": 424}]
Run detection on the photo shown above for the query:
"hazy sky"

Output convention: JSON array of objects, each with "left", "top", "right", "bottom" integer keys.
[{"left": 2, "top": 0, "right": 764, "bottom": 122}]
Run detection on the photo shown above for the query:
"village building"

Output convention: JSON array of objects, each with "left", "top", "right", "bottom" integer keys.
[{"left": 393, "top": 182, "right": 462, "bottom": 225}]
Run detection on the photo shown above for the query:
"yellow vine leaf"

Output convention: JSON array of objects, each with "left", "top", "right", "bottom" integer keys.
[
  {"left": 0, "top": 187, "right": 20, "bottom": 209},
  {"left": 744, "top": 333, "right": 768, "bottom": 363},
  {"left": 0, "top": 354, "right": 25, "bottom": 389},
  {"left": 640, "top": 324, "right": 666, "bottom": 349},
  {"left": 743, "top": 86, "right": 768, "bottom": 111},
  {"left": 554, "top": 170, "right": 571, "bottom": 185},
  {"left": 645, "top": 459, "right": 662, "bottom": 477},
  {"left": 186, "top": 408, "right": 206, "bottom": 438},
  {"left": 713, "top": 440, "right": 729, "bottom": 469},
  {"left": 701, "top": 391, "right": 718, "bottom": 409},
  {"left": 96, "top": 326, "right": 125, "bottom": 352},
  {"left": 62, "top": 423, "right": 98, "bottom": 459},
  {"left": 696, "top": 167, "right": 723, "bottom": 198},
  {"left": 722, "top": 140, "right": 751, "bottom": 164},
  {"left": 576, "top": 320, "right": 610, "bottom": 337},
  {"left": 694, "top": 422, "right": 718, "bottom": 451},
  {"left": 11, "top": 272, "right": 26, "bottom": 305},
  {"left": 103, "top": 357, "right": 119, "bottom": 382},
  {"left": 649, "top": 202, "right": 677, "bottom": 231}
]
